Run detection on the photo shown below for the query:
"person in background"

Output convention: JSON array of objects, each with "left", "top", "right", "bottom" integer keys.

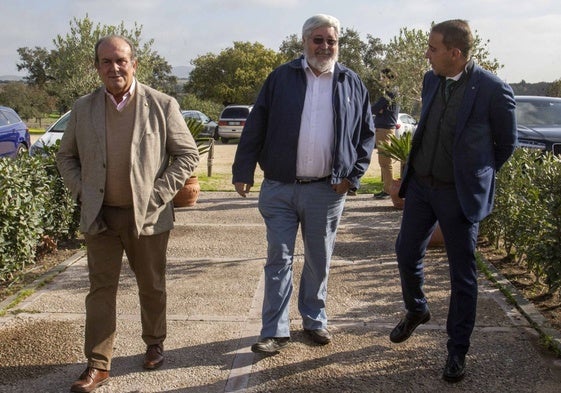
[
  {"left": 372, "top": 67, "right": 400, "bottom": 199},
  {"left": 388, "top": 19, "right": 517, "bottom": 383},
  {"left": 57, "top": 35, "right": 199, "bottom": 393},
  {"left": 232, "top": 14, "right": 374, "bottom": 354}
]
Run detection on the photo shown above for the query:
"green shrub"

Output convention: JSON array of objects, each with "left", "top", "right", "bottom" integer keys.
[
  {"left": 481, "top": 148, "right": 561, "bottom": 293},
  {"left": 0, "top": 146, "right": 79, "bottom": 282},
  {"left": 180, "top": 94, "right": 223, "bottom": 121}
]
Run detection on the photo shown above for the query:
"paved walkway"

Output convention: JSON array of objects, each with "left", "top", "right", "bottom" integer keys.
[{"left": 1, "top": 192, "right": 560, "bottom": 392}]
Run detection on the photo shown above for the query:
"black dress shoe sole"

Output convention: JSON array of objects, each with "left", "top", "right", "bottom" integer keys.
[
  {"left": 389, "top": 311, "right": 431, "bottom": 343},
  {"left": 251, "top": 338, "right": 289, "bottom": 353},
  {"left": 442, "top": 356, "right": 466, "bottom": 383},
  {"left": 442, "top": 372, "right": 465, "bottom": 383},
  {"left": 304, "top": 329, "right": 332, "bottom": 345}
]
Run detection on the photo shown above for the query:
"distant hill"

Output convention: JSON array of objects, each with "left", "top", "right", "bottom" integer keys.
[
  {"left": 510, "top": 81, "right": 551, "bottom": 96},
  {"left": 1, "top": 66, "right": 191, "bottom": 82},
  {"left": 172, "top": 66, "right": 192, "bottom": 79},
  {"left": 0, "top": 75, "right": 23, "bottom": 82},
  {"left": 2, "top": 70, "right": 555, "bottom": 97}
]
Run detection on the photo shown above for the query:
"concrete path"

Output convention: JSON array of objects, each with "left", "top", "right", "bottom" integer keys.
[{"left": 1, "top": 192, "right": 560, "bottom": 392}]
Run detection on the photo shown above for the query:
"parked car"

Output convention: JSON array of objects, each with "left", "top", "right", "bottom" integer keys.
[
  {"left": 29, "top": 111, "right": 71, "bottom": 156},
  {"left": 0, "top": 106, "right": 30, "bottom": 158},
  {"left": 217, "top": 105, "right": 253, "bottom": 144},
  {"left": 30, "top": 108, "right": 220, "bottom": 156},
  {"left": 515, "top": 95, "right": 561, "bottom": 154},
  {"left": 182, "top": 110, "right": 218, "bottom": 140},
  {"left": 395, "top": 113, "right": 417, "bottom": 137}
]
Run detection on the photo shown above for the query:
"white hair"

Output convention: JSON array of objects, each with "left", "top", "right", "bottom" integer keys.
[{"left": 302, "top": 14, "right": 341, "bottom": 38}]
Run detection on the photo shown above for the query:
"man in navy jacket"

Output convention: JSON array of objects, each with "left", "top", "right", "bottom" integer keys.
[
  {"left": 389, "top": 20, "right": 517, "bottom": 382},
  {"left": 233, "top": 14, "right": 374, "bottom": 354},
  {"left": 371, "top": 67, "right": 400, "bottom": 199}
]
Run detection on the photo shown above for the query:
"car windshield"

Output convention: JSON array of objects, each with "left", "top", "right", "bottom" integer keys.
[
  {"left": 516, "top": 100, "right": 561, "bottom": 127},
  {"left": 222, "top": 108, "right": 249, "bottom": 119},
  {"left": 50, "top": 113, "right": 70, "bottom": 132}
]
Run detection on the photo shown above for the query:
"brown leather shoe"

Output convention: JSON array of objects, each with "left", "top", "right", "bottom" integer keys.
[
  {"left": 143, "top": 343, "right": 164, "bottom": 370},
  {"left": 70, "top": 367, "right": 109, "bottom": 392}
]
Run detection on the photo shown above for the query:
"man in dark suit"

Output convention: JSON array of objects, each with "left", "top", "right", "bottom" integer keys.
[
  {"left": 57, "top": 35, "right": 199, "bottom": 392},
  {"left": 389, "top": 20, "right": 517, "bottom": 383}
]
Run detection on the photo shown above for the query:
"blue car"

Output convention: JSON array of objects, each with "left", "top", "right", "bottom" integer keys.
[{"left": 0, "top": 106, "right": 30, "bottom": 158}]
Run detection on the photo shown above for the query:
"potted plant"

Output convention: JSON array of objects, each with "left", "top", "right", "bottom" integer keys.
[
  {"left": 377, "top": 132, "right": 412, "bottom": 209},
  {"left": 173, "top": 117, "right": 212, "bottom": 207},
  {"left": 377, "top": 132, "right": 444, "bottom": 247}
]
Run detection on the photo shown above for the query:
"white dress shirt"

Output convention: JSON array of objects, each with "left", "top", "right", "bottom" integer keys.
[{"left": 296, "top": 58, "right": 334, "bottom": 179}]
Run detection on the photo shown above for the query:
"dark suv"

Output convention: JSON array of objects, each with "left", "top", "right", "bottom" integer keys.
[
  {"left": 516, "top": 96, "right": 561, "bottom": 154},
  {"left": 0, "top": 106, "right": 30, "bottom": 158},
  {"left": 217, "top": 105, "right": 253, "bottom": 144}
]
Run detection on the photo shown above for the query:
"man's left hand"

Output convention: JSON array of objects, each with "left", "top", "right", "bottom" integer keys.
[{"left": 332, "top": 178, "right": 353, "bottom": 195}]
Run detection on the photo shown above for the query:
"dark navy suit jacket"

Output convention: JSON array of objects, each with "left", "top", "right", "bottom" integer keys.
[{"left": 399, "top": 64, "right": 517, "bottom": 223}]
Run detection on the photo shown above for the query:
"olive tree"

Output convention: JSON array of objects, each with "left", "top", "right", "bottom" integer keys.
[
  {"left": 185, "top": 41, "right": 285, "bottom": 105},
  {"left": 17, "top": 15, "right": 177, "bottom": 111}
]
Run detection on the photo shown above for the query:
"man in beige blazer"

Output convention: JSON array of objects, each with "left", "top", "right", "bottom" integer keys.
[{"left": 57, "top": 35, "right": 199, "bottom": 393}]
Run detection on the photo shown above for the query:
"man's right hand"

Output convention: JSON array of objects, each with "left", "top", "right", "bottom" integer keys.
[{"left": 234, "top": 182, "right": 252, "bottom": 198}]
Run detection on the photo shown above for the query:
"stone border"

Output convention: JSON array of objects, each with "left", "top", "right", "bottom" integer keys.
[
  {"left": 478, "top": 253, "right": 561, "bottom": 355},
  {"left": 0, "top": 250, "right": 86, "bottom": 314}
]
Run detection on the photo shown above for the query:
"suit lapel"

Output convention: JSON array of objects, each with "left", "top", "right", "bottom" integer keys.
[
  {"left": 414, "top": 75, "right": 440, "bottom": 144},
  {"left": 455, "top": 66, "right": 481, "bottom": 141},
  {"left": 92, "top": 88, "right": 107, "bottom": 160},
  {"left": 131, "top": 82, "right": 150, "bottom": 161}
]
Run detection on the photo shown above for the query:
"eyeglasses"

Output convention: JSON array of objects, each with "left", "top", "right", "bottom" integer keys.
[{"left": 311, "top": 37, "right": 337, "bottom": 46}]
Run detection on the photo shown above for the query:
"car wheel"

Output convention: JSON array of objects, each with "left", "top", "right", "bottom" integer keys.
[
  {"left": 221, "top": 137, "right": 229, "bottom": 144},
  {"left": 16, "top": 144, "right": 28, "bottom": 158}
]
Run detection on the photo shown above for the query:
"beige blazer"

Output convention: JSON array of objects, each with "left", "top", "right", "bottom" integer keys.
[{"left": 56, "top": 82, "right": 199, "bottom": 236}]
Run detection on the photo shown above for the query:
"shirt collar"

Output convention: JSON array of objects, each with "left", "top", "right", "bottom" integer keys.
[
  {"left": 447, "top": 59, "right": 474, "bottom": 82},
  {"left": 105, "top": 78, "right": 136, "bottom": 111}
]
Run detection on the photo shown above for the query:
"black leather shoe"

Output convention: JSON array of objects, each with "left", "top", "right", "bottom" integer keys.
[
  {"left": 374, "top": 191, "right": 390, "bottom": 199},
  {"left": 143, "top": 343, "right": 164, "bottom": 370},
  {"left": 443, "top": 354, "right": 466, "bottom": 382},
  {"left": 304, "top": 328, "right": 332, "bottom": 345},
  {"left": 251, "top": 337, "right": 290, "bottom": 353},
  {"left": 70, "top": 367, "right": 109, "bottom": 392},
  {"left": 389, "top": 310, "right": 431, "bottom": 343}
]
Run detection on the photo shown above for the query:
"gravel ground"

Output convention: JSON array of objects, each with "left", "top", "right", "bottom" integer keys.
[{"left": 2, "top": 142, "right": 560, "bottom": 392}]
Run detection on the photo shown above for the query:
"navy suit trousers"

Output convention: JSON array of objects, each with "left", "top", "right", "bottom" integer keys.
[{"left": 395, "top": 175, "right": 479, "bottom": 356}]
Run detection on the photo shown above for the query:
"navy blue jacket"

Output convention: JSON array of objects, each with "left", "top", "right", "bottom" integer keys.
[
  {"left": 372, "top": 91, "right": 399, "bottom": 129},
  {"left": 232, "top": 57, "right": 375, "bottom": 190},
  {"left": 400, "top": 64, "right": 517, "bottom": 222}
]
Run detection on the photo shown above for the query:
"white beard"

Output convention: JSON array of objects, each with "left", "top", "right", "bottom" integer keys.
[{"left": 305, "top": 48, "right": 337, "bottom": 74}]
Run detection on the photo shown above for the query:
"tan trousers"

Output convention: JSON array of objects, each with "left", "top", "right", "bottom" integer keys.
[
  {"left": 83, "top": 206, "right": 169, "bottom": 370},
  {"left": 376, "top": 128, "right": 395, "bottom": 193}
]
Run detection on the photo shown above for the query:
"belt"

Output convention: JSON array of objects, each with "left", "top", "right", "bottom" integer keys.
[{"left": 295, "top": 176, "right": 330, "bottom": 184}]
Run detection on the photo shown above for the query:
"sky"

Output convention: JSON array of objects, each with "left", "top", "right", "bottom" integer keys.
[{"left": 1, "top": 0, "right": 561, "bottom": 84}]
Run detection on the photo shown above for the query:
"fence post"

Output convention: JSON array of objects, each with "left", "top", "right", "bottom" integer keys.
[{"left": 207, "top": 138, "right": 214, "bottom": 177}]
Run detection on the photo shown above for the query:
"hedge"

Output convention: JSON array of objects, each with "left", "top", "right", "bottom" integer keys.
[
  {"left": 0, "top": 144, "right": 79, "bottom": 282},
  {"left": 481, "top": 148, "right": 561, "bottom": 294}
]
